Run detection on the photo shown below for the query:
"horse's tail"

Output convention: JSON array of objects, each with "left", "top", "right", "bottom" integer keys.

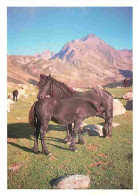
[{"left": 28, "top": 101, "right": 37, "bottom": 127}]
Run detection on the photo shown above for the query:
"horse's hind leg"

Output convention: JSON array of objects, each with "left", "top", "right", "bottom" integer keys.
[
  {"left": 40, "top": 122, "right": 51, "bottom": 155},
  {"left": 32, "top": 119, "right": 40, "bottom": 154}
]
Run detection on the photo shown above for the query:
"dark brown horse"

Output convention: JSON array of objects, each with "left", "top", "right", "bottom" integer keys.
[
  {"left": 37, "top": 74, "right": 113, "bottom": 139},
  {"left": 29, "top": 97, "right": 105, "bottom": 155},
  {"left": 13, "top": 90, "right": 18, "bottom": 101},
  {"left": 123, "top": 79, "right": 129, "bottom": 87}
]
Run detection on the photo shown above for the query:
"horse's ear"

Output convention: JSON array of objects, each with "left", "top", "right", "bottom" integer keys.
[
  {"left": 48, "top": 74, "right": 51, "bottom": 80},
  {"left": 40, "top": 74, "right": 45, "bottom": 78}
]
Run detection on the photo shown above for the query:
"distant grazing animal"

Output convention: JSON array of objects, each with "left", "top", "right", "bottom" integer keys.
[
  {"left": 37, "top": 74, "right": 113, "bottom": 140},
  {"left": 123, "top": 79, "right": 129, "bottom": 87},
  {"left": 29, "top": 97, "right": 105, "bottom": 154},
  {"left": 13, "top": 90, "right": 18, "bottom": 101}
]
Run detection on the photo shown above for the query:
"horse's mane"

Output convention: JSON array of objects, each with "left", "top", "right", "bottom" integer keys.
[{"left": 38, "top": 74, "right": 74, "bottom": 99}]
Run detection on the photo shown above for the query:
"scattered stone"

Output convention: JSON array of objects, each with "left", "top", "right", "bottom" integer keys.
[
  {"left": 96, "top": 85, "right": 103, "bottom": 89},
  {"left": 83, "top": 124, "right": 103, "bottom": 136},
  {"left": 112, "top": 122, "right": 120, "bottom": 127},
  {"left": 122, "top": 91, "right": 133, "bottom": 100},
  {"left": 52, "top": 174, "right": 90, "bottom": 189},
  {"left": 18, "top": 89, "right": 26, "bottom": 96},
  {"left": 7, "top": 99, "right": 15, "bottom": 112},
  {"left": 24, "top": 94, "right": 29, "bottom": 97},
  {"left": 116, "top": 86, "right": 122, "bottom": 88},
  {"left": 113, "top": 99, "right": 126, "bottom": 117},
  {"left": 31, "top": 92, "right": 36, "bottom": 95},
  {"left": 7, "top": 93, "right": 13, "bottom": 100}
]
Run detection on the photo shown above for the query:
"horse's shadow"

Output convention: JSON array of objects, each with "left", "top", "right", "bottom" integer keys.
[
  {"left": 7, "top": 123, "right": 66, "bottom": 139},
  {"left": 7, "top": 123, "right": 68, "bottom": 153}
]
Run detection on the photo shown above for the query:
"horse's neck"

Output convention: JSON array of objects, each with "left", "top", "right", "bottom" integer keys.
[{"left": 51, "top": 81, "right": 74, "bottom": 99}]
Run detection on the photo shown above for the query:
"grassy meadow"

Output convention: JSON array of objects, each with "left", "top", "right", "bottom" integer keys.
[{"left": 7, "top": 86, "right": 133, "bottom": 189}]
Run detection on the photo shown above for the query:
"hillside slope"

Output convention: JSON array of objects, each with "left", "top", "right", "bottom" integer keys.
[{"left": 7, "top": 34, "right": 132, "bottom": 88}]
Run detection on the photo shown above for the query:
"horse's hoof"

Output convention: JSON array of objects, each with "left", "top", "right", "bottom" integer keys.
[
  {"left": 77, "top": 140, "right": 86, "bottom": 145},
  {"left": 104, "top": 135, "right": 112, "bottom": 138},
  {"left": 63, "top": 137, "right": 69, "bottom": 142},
  {"left": 34, "top": 151, "right": 40, "bottom": 154},
  {"left": 71, "top": 149, "right": 77, "bottom": 152},
  {"left": 41, "top": 150, "right": 51, "bottom": 155},
  {"left": 32, "top": 147, "right": 40, "bottom": 154}
]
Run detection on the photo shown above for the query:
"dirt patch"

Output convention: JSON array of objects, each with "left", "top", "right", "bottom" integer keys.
[
  {"left": 89, "top": 161, "right": 110, "bottom": 168},
  {"left": 8, "top": 163, "right": 23, "bottom": 171},
  {"left": 86, "top": 144, "right": 99, "bottom": 151},
  {"left": 7, "top": 138, "right": 17, "bottom": 143}
]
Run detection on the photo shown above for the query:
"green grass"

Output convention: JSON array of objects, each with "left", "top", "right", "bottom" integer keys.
[{"left": 7, "top": 86, "right": 133, "bottom": 189}]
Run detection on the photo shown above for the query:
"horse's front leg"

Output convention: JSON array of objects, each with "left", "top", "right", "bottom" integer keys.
[{"left": 40, "top": 123, "right": 51, "bottom": 155}]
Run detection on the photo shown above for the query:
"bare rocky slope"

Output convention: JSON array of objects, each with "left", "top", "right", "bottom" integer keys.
[{"left": 7, "top": 34, "right": 132, "bottom": 88}]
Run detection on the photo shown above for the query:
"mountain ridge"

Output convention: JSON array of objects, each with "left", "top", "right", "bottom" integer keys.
[{"left": 7, "top": 33, "right": 132, "bottom": 88}]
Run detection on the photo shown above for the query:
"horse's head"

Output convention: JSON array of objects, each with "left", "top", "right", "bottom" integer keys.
[
  {"left": 37, "top": 74, "right": 74, "bottom": 100},
  {"left": 37, "top": 74, "right": 51, "bottom": 100}
]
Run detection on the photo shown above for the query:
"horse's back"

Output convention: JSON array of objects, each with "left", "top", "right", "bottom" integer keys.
[{"left": 73, "top": 88, "right": 113, "bottom": 116}]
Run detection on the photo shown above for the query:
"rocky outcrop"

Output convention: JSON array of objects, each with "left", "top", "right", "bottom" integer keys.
[
  {"left": 83, "top": 124, "right": 103, "bottom": 136},
  {"left": 113, "top": 99, "right": 126, "bottom": 117},
  {"left": 122, "top": 91, "right": 133, "bottom": 100},
  {"left": 52, "top": 175, "right": 90, "bottom": 189}
]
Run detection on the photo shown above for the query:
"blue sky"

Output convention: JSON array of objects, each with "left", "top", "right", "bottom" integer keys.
[{"left": 7, "top": 7, "right": 132, "bottom": 55}]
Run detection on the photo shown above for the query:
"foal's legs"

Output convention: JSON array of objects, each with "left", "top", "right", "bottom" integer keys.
[
  {"left": 103, "top": 111, "right": 113, "bottom": 138},
  {"left": 77, "top": 121, "right": 85, "bottom": 144},
  {"left": 69, "top": 119, "right": 82, "bottom": 152},
  {"left": 102, "top": 119, "right": 108, "bottom": 137},
  {"left": 40, "top": 122, "right": 51, "bottom": 155},
  {"left": 64, "top": 124, "right": 72, "bottom": 142},
  {"left": 32, "top": 119, "right": 40, "bottom": 154}
]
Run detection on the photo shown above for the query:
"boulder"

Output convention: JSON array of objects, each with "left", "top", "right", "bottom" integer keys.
[
  {"left": 83, "top": 124, "right": 103, "bottom": 136},
  {"left": 7, "top": 99, "right": 15, "bottom": 112},
  {"left": 7, "top": 93, "right": 13, "bottom": 100},
  {"left": 113, "top": 99, "right": 126, "bottom": 117},
  {"left": 52, "top": 175, "right": 90, "bottom": 189},
  {"left": 125, "top": 100, "right": 133, "bottom": 111},
  {"left": 122, "top": 91, "right": 133, "bottom": 100}
]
